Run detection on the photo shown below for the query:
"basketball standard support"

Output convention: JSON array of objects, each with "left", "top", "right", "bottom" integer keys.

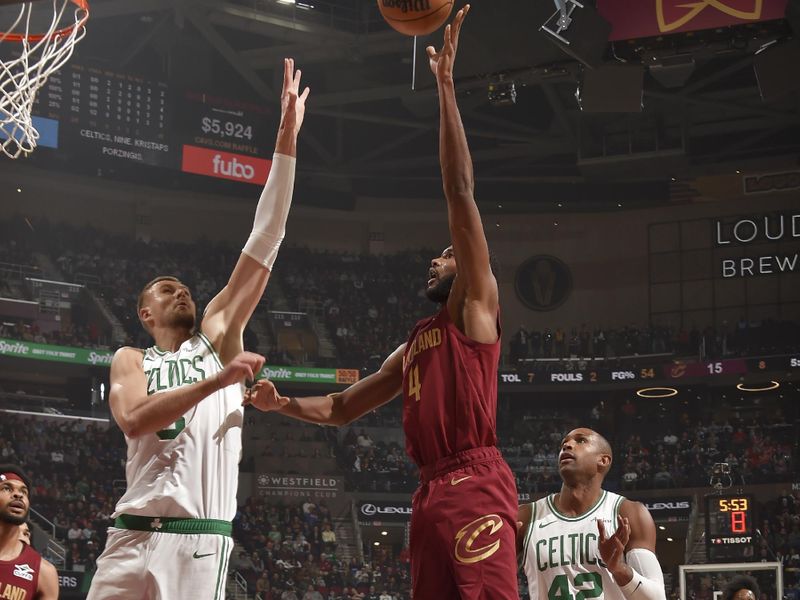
[{"left": 679, "top": 562, "right": 783, "bottom": 600}]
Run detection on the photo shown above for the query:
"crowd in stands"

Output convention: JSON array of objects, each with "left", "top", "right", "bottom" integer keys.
[
  {"left": 0, "top": 414, "right": 124, "bottom": 573},
  {"left": 508, "top": 319, "right": 800, "bottom": 363},
  {"left": 336, "top": 428, "right": 418, "bottom": 494},
  {"left": 233, "top": 497, "right": 411, "bottom": 599},
  {"left": 277, "top": 247, "right": 433, "bottom": 370},
  {"left": 335, "top": 393, "right": 798, "bottom": 496},
  {"left": 760, "top": 491, "right": 800, "bottom": 599},
  {"left": 2, "top": 217, "right": 799, "bottom": 372}
]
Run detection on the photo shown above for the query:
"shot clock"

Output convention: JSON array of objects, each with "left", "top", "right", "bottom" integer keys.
[{"left": 705, "top": 494, "right": 755, "bottom": 562}]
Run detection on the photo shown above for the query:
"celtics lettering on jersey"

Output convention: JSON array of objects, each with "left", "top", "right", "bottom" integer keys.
[
  {"left": 522, "top": 491, "right": 627, "bottom": 600},
  {"left": 144, "top": 355, "right": 207, "bottom": 395},
  {"left": 141, "top": 334, "right": 219, "bottom": 440}
]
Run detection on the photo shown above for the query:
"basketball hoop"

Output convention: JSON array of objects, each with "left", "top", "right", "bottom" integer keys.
[{"left": 0, "top": 0, "right": 89, "bottom": 158}]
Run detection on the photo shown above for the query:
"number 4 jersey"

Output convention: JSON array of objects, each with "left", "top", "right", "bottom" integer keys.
[
  {"left": 402, "top": 306, "right": 501, "bottom": 468},
  {"left": 113, "top": 332, "right": 243, "bottom": 521},
  {"left": 521, "top": 490, "right": 626, "bottom": 600}
]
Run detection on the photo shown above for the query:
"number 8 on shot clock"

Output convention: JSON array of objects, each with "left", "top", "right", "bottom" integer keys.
[{"left": 705, "top": 494, "right": 755, "bottom": 562}]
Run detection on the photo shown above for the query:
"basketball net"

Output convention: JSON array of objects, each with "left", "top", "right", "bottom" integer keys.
[{"left": 0, "top": 0, "right": 88, "bottom": 159}]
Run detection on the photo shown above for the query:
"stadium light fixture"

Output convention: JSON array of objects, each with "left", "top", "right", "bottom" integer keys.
[
  {"left": 636, "top": 387, "right": 678, "bottom": 398},
  {"left": 736, "top": 381, "right": 779, "bottom": 392}
]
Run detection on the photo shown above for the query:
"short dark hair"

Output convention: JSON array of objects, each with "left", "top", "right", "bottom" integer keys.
[
  {"left": 723, "top": 575, "right": 760, "bottom": 600},
  {"left": 137, "top": 276, "right": 183, "bottom": 312},
  {"left": 0, "top": 464, "right": 32, "bottom": 491}
]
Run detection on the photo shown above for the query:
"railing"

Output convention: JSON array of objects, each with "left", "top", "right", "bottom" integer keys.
[
  {"left": 231, "top": 570, "right": 249, "bottom": 599},
  {"left": 28, "top": 507, "right": 66, "bottom": 566},
  {"left": 350, "top": 499, "right": 365, "bottom": 563}
]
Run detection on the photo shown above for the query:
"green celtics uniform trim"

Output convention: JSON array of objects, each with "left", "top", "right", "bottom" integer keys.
[
  {"left": 114, "top": 514, "right": 232, "bottom": 536},
  {"left": 197, "top": 331, "right": 224, "bottom": 370},
  {"left": 156, "top": 417, "right": 186, "bottom": 440},
  {"left": 520, "top": 501, "right": 537, "bottom": 567},
  {"left": 214, "top": 536, "right": 231, "bottom": 600},
  {"left": 150, "top": 345, "right": 168, "bottom": 357},
  {"left": 613, "top": 494, "right": 624, "bottom": 522},
  {"left": 547, "top": 490, "right": 608, "bottom": 522}
]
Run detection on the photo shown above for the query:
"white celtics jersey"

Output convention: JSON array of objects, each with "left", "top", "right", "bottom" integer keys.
[
  {"left": 113, "top": 332, "right": 243, "bottom": 522},
  {"left": 521, "top": 490, "right": 626, "bottom": 600}
]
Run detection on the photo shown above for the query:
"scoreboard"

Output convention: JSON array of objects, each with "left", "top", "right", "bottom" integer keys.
[
  {"left": 498, "top": 353, "right": 799, "bottom": 386},
  {"left": 29, "top": 60, "right": 276, "bottom": 185},
  {"left": 705, "top": 494, "right": 755, "bottom": 562},
  {"left": 34, "top": 63, "right": 172, "bottom": 166}
]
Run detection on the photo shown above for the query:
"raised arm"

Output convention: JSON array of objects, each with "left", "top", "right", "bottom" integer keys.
[
  {"left": 598, "top": 503, "right": 666, "bottom": 600},
  {"left": 426, "top": 5, "right": 498, "bottom": 343},
  {"left": 109, "top": 346, "right": 265, "bottom": 438},
  {"left": 202, "top": 58, "right": 310, "bottom": 360},
  {"left": 246, "top": 344, "right": 405, "bottom": 426}
]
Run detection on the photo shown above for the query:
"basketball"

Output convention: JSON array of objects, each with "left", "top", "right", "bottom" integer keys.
[{"left": 377, "top": 0, "right": 455, "bottom": 37}]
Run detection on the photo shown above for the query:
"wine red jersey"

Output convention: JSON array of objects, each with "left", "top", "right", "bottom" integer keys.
[
  {"left": 402, "top": 306, "right": 501, "bottom": 467},
  {"left": 0, "top": 543, "right": 41, "bottom": 600}
]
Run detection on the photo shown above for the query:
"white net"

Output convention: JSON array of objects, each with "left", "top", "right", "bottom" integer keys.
[{"left": 0, "top": 0, "right": 88, "bottom": 158}]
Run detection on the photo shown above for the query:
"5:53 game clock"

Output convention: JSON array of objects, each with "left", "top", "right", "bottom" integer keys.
[{"left": 705, "top": 494, "right": 756, "bottom": 562}]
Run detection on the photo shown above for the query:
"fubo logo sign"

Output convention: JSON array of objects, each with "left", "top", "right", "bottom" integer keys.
[{"left": 182, "top": 145, "right": 271, "bottom": 185}]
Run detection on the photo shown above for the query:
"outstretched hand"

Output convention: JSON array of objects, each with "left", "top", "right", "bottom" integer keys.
[
  {"left": 597, "top": 515, "right": 631, "bottom": 572},
  {"left": 279, "top": 57, "right": 311, "bottom": 137},
  {"left": 426, "top": 4, "right": 470, "bottom": 82},
  {"left": 243, "top": 378, "right": 290, "bottom": 413}
]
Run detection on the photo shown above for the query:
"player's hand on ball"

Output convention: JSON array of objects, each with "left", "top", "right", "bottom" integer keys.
[
  {"left": 218, "top": 352, "right": 266, "bottom": 388},
  {"left": 597, "top": 515, "right": 630, "bottom": 572},
  {"left": 243, "top": 379, "right": 290, "bottom": 412},
  {"left": 426, "top": 4, "right": 469, "bottom": 81},
  {"left": 280, "top": 58, "right": 311, "bottom": 136}
]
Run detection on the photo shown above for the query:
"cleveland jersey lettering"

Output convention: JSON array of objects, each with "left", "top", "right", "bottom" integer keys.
[{"left": 402, "top": 307, "right": 500, "bottom": 467}]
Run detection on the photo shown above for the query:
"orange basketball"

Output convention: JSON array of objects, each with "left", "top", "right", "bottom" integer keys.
[{"left": 377, "top": 0, "right": 455, "bottom": 37}]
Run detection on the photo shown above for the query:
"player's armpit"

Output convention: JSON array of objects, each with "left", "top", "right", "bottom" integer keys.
[{"left": 280, "top": 344, "right": 405, "bottom": 426}]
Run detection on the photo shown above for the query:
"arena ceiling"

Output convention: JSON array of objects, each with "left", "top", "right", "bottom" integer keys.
[{"left": 27, "top": 0, "right": 800, "bottom": 205}]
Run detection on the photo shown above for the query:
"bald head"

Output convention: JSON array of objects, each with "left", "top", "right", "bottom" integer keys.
[{"left": 559, "top": 428, "right": 614, "bottom": 479}]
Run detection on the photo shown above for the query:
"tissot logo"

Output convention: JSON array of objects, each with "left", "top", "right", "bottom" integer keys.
[{"left": 181, "top": 145, "right": 271, "bottom": 185}]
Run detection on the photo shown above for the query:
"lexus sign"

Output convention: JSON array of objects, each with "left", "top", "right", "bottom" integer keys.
[
  {"left": 358, "top": 501, "right": 412, "bottom": 522},
  {"left": 635, "top": 497, "right": 692, "bottom": 521}
]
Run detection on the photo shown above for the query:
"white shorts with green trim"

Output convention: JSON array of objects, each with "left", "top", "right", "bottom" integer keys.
[{"left": 86, "top": 524, "right": 233, "bottom": 600}]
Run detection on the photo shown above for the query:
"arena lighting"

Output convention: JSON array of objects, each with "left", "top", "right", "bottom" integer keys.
[
  {"left": 636, "top": 387, "right": 678, "bottom": 399},
  {"left": 381, "top": 531, "right": 388, "bottom": 536},
  {"left": 736, "top": 381, "right": 780, "bottom": 392}
]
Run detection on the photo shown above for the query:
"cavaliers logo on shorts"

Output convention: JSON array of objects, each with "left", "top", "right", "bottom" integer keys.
[{"left": 454, "top": 514, "right": 504, "bottom": 564}]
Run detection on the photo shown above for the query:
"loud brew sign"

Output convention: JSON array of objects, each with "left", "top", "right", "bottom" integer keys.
[
  {"left": 715, "top": 212, "right": 800, "bottom": 278},
  {"left": 597, "top": 0, "right": 788, "bottom": 41}
]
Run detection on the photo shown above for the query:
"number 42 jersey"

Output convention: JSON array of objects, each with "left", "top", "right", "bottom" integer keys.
[{"left": 521, "top": 490, "right": 626, "bottom": 600}]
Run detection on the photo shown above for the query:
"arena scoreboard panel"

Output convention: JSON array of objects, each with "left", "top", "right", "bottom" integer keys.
[
  {"left": 499, "top": 353, "right": 799, "bottom": 385},
  {"left": 30, "top": 61, "right": 275, "bottom": 184},
  {"left": 704, "top": 494, "right": 755, "bottom": 562}
]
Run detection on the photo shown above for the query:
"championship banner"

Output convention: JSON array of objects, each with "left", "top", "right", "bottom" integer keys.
[
  {"left": 256, "top": 474, "right": 343, "bottom": 499},
  {"left": 597, "top": 0, "right": 789, "bottom": 41},
  {"left": 0, "top": 338, "right": 113, "bottom": 366}
]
